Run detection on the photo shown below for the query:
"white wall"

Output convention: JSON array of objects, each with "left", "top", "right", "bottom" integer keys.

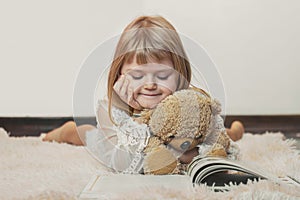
[{"left": 0, "top": 0, "right": 299, "bottom": 116}]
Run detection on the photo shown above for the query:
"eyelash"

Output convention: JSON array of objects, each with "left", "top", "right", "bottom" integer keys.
[
  {"left": 130, "top": 74, "right": 170, "bottom": 80},
  {"left": 157, "top": 75, "right": 169, "bottom": 80},
  {"left": 131, "top": 75, "right": 143, "bottom": 80}
]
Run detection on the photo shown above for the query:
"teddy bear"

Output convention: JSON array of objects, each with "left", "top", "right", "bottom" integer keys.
[{"left": 139, "top": 87, "right": 231, "bottom": 175}]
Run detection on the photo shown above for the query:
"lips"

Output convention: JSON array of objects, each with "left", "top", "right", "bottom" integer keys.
[{"left": 140, "top": 93, "right": 161, "bottom": 97}]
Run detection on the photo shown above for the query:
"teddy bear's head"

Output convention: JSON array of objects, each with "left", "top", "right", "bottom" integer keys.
[
  {"left": 149, "top": 89, "right": 213, "bottom": 151},
  {"left": 142, "top": 88, "right": 226, "bottom": 174}
]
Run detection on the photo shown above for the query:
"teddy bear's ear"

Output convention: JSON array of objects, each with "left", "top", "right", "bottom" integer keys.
[{"left": 211, "top": 99, "right": 222, "bottom": 115}]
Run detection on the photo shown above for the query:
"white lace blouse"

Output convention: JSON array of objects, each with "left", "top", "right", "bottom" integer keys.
[
  {"left": 85, "top": 100, "right": 151, "bottom": 174},
  {"left": 85, "top": 99, "right": 239, "bottom": 174}
]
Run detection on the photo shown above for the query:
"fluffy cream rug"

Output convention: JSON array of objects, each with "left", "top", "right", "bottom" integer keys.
[{"left": 0, "top": 127, "right": 299, "bottom": 200}]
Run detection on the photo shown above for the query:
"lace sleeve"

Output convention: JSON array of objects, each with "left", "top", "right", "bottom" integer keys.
[
  {"left": 111, "top": 108, "right": 150, "bottom": 153},
  {"left": 86, "top": 100, "right": 150, "bottom": 174}
]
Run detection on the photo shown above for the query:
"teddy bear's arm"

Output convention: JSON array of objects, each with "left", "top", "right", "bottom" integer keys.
[{"left": 143, "top": 137, "right": 179, "bottom": 175}]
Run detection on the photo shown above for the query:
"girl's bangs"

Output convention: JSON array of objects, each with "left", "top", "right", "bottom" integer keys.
[{"left": 123, "top": 49, "right": 171, "bottom": 65}]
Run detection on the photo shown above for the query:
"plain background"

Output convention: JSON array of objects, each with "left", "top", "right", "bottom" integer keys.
[{"left": 0, "top": 0, "right": 299, "bottom": 116}]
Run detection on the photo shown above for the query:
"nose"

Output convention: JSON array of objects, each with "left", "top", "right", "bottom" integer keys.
[{"left": 143, "top": 82, "right": 157, "bottom": 90}]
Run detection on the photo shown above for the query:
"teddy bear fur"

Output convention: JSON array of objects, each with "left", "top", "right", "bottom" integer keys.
[{"left": 141, "top": 88, "right": 231, "bottom": 175}]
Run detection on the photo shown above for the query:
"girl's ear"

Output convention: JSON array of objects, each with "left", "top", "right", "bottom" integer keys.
[{"left": 211, "top": 99, "right": 222, "bottom": 115}]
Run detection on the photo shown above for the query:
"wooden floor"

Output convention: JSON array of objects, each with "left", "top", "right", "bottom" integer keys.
[{"left": 0, "top": 115, "right": 299, "bottom": 139}]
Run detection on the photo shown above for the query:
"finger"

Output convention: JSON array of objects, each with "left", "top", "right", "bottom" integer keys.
[
  {"left": 119, "top": 77, "right": 129, "bottom": 98},
  {"left": 130, "top": 98, "right": 142, "bottom": 110},
  {"left": 127, "top": 88, "right": 135, "bottom": 105},
  {"left": 113, "top": 75, "right": 125, "bottom": 94},
  {"left": 128, "top": 88, "right": 142, "bottom": 110}
]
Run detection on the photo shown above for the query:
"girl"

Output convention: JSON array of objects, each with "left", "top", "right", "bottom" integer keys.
[{"left": 43, "top": 15, "right": 244, "bottom": 173}]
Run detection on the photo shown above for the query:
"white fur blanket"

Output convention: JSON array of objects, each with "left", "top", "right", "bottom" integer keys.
[{"left": 0, "top": 128, "right": 299, "bottom": 200}]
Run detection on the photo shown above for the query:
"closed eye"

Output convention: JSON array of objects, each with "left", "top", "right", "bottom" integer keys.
[
  {"left": 131, "top": 75, "right": 144, "bottom": 80},
  {"left": 157, "top": 75, "right": 170, "bottom": 80},
  {"left": 127, "top": 72, "right": 144, "bottom": 80}
]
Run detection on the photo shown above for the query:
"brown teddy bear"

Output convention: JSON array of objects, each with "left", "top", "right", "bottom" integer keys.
[{"left": 140, "top": 88, "right": 231, "bottom": 175}]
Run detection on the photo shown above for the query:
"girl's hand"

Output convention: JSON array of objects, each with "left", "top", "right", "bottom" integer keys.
[{"left": 113, "top": 75, "right": 142, "bottom": 110}]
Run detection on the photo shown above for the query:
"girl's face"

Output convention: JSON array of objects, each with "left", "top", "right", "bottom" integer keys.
[{"left": 120, "top": 58, "right": 179, "bottom": 109}]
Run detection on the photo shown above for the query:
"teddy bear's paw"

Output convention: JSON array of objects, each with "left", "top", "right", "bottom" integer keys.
[
  {"left": 216, "top": 131, "right": 231, "bottom": 150},
  {"left": 207, "top": 144, "right": 227, "bottom": 157},
  {"left": 143, "top": 145, "right": 177, "bottom": 175}
]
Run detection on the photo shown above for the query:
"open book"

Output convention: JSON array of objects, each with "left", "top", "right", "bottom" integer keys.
[
  {"left": 187, "top": 156, "right": 299, "bottom": 189},
  {"left": 79, "top": 156, "right": 300, "bottom": 199}
]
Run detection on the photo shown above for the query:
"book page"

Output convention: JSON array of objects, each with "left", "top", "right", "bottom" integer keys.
[{"left": 79, "top": 173, "right": 193, "bottom": 199}]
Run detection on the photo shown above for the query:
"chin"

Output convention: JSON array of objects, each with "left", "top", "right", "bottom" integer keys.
[
  {"left": 137, "top": 96, "right": 167, "bottom": 109},
  {"left": 139, "top": 101, "right": 160, "bottom": 109}
]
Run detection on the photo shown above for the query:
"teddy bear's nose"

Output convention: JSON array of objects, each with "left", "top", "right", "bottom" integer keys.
[{"left": 180, "top": 141, "right": 191, "bottom": 150}]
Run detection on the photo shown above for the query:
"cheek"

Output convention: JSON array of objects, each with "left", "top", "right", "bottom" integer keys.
[
  {"left": 164, "top": 78, "right": 178, "bottom": 92},
  {"left": 167, "top": 74, "right": 180, "bottom": 91},
  {"left": 160, "top": 87, "right": 173, "bottom": 97}
]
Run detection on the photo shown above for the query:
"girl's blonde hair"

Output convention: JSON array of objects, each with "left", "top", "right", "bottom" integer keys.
[{"left": 107, "top": 15, "right": 192, "bottom": 119}]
